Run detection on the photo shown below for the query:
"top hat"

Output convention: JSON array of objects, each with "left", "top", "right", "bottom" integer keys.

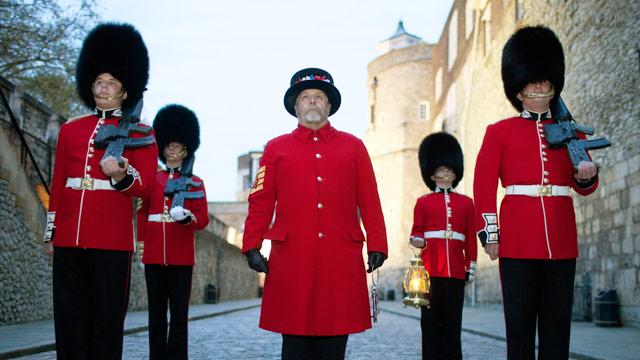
[{"left": 283, "top": 68, "right": 341, "bottom": 117}]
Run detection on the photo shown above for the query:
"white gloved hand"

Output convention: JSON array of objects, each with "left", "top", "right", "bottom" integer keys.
[
  {"left": 409, "top": 236, "right": 426, "bottom": 249},
  {"left": 169, "top": 206, "right": 192, "bottom": 222}
]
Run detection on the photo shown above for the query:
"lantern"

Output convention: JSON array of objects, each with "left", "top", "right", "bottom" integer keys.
[{"left": 402, "top": 251, "right": 430, "bottom": 308}]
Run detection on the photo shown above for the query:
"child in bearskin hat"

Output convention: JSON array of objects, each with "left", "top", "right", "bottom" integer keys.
[
  {"left": 136, "top": 104, "right": 209, "bottom": 360},
  {"left": 409, "top": 132, "right": 477, "bottom": 360}
]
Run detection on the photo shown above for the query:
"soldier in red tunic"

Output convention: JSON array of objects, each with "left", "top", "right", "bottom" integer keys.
[
  {"left": 409, "top": 132, "right": 477, "bottom": 360},
  {"left": 137, "top": 104, "right": 209, "bottom": 360},
  {"left": 473, "top": 26, "right": 599, "bottom": 359},
  {"left": 43, "top": 23, "right": 158, "bottom": 359},
  {"left": 242, "top": 68, "right": 388, "bottom": 360}
]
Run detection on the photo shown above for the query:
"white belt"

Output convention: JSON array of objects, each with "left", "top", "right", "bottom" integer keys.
[
  {"left": 148, "top": 214, "right": 174, "bottom": 223},
  {"left": 505, "top": 184, "right": 570, "bottom": 197},
  {"left": 424, "top": 230, "right": 465, "bottom": 241},
  {"left": 65, "top": 177, "right": 114, "bottom": 191}
]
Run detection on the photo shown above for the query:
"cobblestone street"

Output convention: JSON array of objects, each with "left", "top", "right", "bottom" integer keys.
[{"left": 16, "top": 307, "right": 508, "bottom": 359}]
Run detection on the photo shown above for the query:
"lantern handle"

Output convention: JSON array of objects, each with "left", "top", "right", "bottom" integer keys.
[{"left": 408, "top": 243, "right": 425, "bottom": 257}]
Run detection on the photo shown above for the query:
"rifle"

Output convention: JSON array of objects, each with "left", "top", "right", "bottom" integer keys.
[
  {"left": 544, "top": 97, "right": 611, "bottom": 171},
  {"left": 164, "top": 156, "right": 205, "bottom": 209},
  {"left": 94, "top": 99, "right": 156, "bottom": 167}
]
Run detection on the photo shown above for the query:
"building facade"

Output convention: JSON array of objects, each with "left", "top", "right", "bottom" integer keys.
[{"left": 367, "top": 0, "right": 640, "bottom": 326}]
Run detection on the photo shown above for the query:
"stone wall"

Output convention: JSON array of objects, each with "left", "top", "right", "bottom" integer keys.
[
  {"left": 0, "top": 177, "right": 52, "bottom": 324},
  {"left": 0, "top": 76, "right": 259, "bottom": 324},
  {"left": 128, "top": 216, "right": 259, "bottom": 310},
  {"left": 366, "top": 42, "right": 434, "bottom": 294},
  {"left": 426, "top": 0, "right": 640, "bottom": 326}
]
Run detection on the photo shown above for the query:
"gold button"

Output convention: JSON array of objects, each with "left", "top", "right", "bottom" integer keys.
[
  {"left": 317, "top": 176, "right": 323, "bottom": 182},
  {"left": 544, "top": 171, "right": 549, "bottom": 175},
  {"left": 86, "top": 166, "right": 91, "bottom": 171},
  {"left": 318, "top": 232, "right": 324, "bottom": 238},
  {"left": 543, "top": 157, "right": 548, "bottom": 162},
  {"left": 317, "top": 203, "right": 323, "bottom": 209},
  {"left": 315, "top": 153, "right": 322, "bottom": 159},
  {"left": 543, "top": 178, "right": 549, "bottom": 183},
  {"left": 313, "top": 137, "right": 319, "bottom": 141}
]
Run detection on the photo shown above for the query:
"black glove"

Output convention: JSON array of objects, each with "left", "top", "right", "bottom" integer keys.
[
  {"left": 367, "top": 252, "right": 387, "bottom": 273},
  {"left": 245, "top": 249, "right": 269, "bottom": 274}
]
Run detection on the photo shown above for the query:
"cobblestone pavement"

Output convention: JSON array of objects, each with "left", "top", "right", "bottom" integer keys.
[{"left": 17, "top": 307, "right": 508, "bottom": 359}]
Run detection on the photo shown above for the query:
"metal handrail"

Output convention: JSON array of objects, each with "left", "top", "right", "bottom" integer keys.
[{"left": 0, "top": 88, "right": 50, "bottom": 194}]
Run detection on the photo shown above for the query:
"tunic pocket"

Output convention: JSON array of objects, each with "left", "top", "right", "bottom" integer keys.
[
  {"left": 264, "top": 227, "right": 288, "bottom": 242},
  {"left": 349, "top": 228, "right": 365, "bottom": 243}
]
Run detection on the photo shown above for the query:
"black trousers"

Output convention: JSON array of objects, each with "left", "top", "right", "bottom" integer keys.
[
  {"left": 500, "top": 258, "right": 576, "bottom": 360},
  {"left": 281, "top": 334, "right": 349, "bottom": 360},
  {"left": 53, "top": 247, "right": 132, "bottom": 360},
  {"left": 420, "top": 277, "right": 465, "bottom": 360},
  {"left": 145, "top": 264, "right": 193, "bottom": 360}
]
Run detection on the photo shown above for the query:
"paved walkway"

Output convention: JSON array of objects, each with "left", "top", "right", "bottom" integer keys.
[
  {"left": 379, "top": 300, "right": 640, "bottom": 360},
  {"left": 1, "top": 298, "right": 639, "bottom": 359},
  {"left": 0, "top": 299, "right": 260, "bottom": 359}
]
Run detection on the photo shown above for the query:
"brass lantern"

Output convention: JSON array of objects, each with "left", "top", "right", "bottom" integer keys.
[{"left": 402, "top": 251, "right": 430, "bottom": 308}]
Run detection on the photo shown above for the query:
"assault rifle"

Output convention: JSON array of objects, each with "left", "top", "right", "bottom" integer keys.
[
  {"left": 544, "top": 97, "right": 611, "bottom": 172},
  {"left": 94, "top": 100, "right": 155, "bottom": 167},
  {"left": 164, "top": 156, "right": 205, "bottom": 209}
]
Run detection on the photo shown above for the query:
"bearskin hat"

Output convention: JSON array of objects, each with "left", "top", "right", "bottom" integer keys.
[
  {"left": 153, "top": 104, "right": 200, "bottom": 164},
  {"left": 419, "top": 132, "right": 464, "bottom": 191},
  {"left": 284, "top": 68, "right": 341, "bottom": 117},
  {"left": 76, "top": 23, "right": 149, "bottom": 111},
  {"left": 501, "top": 26, "right": 565, "bottom": 111}
]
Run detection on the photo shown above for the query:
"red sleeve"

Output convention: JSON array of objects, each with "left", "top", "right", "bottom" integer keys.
[
  {"left": 410, "top": 199, "right": 425, "bottom": 239},
  {"left": 117, "top": 128, "right": 159, "bottom": 198},
  {"left": 44, "top": 124, "right": 69, "bottom": 242},
  {"left": 136, "top": 193, "right": 150, "bottom": 246},
  {"left": 356, "top": 139, "right": 388, "bottom": 255},
  {"left": 570, "top": 131, "right": 599, "bottom": 196},
  {"left": 48, "top": 125, "right": 68, "bottom": 214},
  {"left": 242, "top": 142, "right": 277, "bottom": 253},
  {"left": 473, "top": 123, "right": 502, "bottom": 235},
  {"left": 186, "top": 179, "right": 210, "bottom": 231},
  {"left": 465, "top": 197, "right": 478, "bottom": 270}
]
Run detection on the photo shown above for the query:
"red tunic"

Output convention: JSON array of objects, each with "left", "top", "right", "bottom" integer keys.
[
  {"left": 47, "top": 112, "right": 158, "bottom": 251},
  {"left": 473, "top": 115, "right": 598, "bottom": 259},
  {"left": 137, "top": 169, "right": 209, "bottom": 265},
  {"left": 242, "top": 122, "right": 388, "bottom": 336},
  {"left": 410, "top": 191, "right": 477, "bottom": 280}
]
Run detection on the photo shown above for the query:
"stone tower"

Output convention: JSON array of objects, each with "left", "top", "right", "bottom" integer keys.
[{"left": 365, "top": 21, "right": 435, "bottom": 294}]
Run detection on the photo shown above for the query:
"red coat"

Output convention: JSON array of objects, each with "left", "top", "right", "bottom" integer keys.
[
  {"left": 137, "top": 169, "right": 209, "bottom": 265},
  {"left": 242, "top": 122, "right": 388, "bottom": 336},
  {"left": 47, "top": 112, "right": 158, "bottom": 251},
  {"left": 410, "top": 190, "right": 477, "bottom": 280},
  {"left": 473, "top": 114, "right": 599, "bottom": 259}
]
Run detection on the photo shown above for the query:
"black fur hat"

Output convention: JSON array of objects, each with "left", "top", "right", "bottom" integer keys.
[
  {"left": 284, "top": 68, "right": 341, "bottom": 117},
  {"left": 153, "top": 104, "right": 200, "bottom": 164},
  {"left": 501, "top": 26, "right": 565, "bottom": 111},
  {"left": 76, "top": 23, "right": 149, "bottom": 111},
  {"left": 419, "top": 132, "right": 464, "bottom": 191}
]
